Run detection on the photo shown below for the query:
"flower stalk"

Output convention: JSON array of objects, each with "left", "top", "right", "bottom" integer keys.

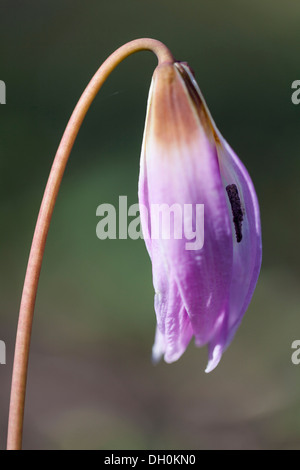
[{"left": 6, "top": 38, "right": 174, "bottom": 451}]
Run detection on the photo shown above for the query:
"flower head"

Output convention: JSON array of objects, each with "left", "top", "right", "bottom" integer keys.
[{"left": 138, "top": 61, "right": 262, "bottom": 372}]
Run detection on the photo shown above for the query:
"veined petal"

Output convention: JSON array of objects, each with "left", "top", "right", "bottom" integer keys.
[{"left": 152, "top": 273, "right": 194, "bottom": 364}]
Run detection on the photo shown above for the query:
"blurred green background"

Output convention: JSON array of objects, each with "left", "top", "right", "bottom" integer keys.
[{"left": 1, "top": 0, "right": 300, "bottom": 450}]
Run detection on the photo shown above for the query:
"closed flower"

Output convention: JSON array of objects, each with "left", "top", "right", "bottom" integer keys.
[{"left": 138, "top": 61, "right": 262, "bottom": 372}]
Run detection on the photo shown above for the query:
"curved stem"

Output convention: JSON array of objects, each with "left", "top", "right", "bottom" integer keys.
[{"left": 6, "top": 38, "right": 174, "bottom": 450}]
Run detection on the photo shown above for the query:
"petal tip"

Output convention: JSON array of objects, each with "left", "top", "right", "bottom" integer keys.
[
  {"left": 151, "top": 342, "right": 164, "bottom": 365},
  {"left": 205, "top": 344, "right": 222, "bottom": 374}
]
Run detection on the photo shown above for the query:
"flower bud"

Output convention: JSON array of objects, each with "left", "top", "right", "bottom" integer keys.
[{"left": 139, "top": 61, "right": 262, "bottom": 372}]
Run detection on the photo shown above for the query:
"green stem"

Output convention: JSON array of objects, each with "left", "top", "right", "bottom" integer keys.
[{"left": 6, "top": 38, "right": 174, "bottom": 450}]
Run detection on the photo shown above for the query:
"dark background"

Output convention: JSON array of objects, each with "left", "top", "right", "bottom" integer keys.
[{"left": 0, "top": 0, "right": 300, "bottom": 449}]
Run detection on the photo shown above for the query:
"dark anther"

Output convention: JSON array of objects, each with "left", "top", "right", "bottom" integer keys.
[{"left": 226, "top": 184, "right": 243, "bottom": 243}]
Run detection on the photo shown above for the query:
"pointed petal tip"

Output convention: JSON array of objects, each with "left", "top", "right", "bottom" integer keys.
[
  {"left": 205, "top": 344, "right": 223, "bottom": 374},
  {"left": 152, "top": 336, "right": 188, "bottom": 365},
  {"left": 151, "top": 347, "right": 183, "bottom": 365}
]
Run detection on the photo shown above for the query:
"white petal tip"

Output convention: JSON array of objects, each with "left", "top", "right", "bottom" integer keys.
[
  {"left": 151, "top": 347, "right": 163, "bottom": 365},
  {"left": 205, "top": 345, "right": 222, "bottom": 374}
]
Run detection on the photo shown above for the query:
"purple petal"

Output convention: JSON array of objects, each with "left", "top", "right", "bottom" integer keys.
[
  {"left": 179, "top": 64, "right": 262, "bottom": 369},
  {"left": 217, "top": 137, "right": 262, "bottom": 346},
  {"left": 139, "top": 63, "right": 234, "bottom": 363}
]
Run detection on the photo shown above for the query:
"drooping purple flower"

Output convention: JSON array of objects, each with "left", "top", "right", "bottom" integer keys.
[{"left": 138, "top": 61, "right": 262, "bottom": 372}]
